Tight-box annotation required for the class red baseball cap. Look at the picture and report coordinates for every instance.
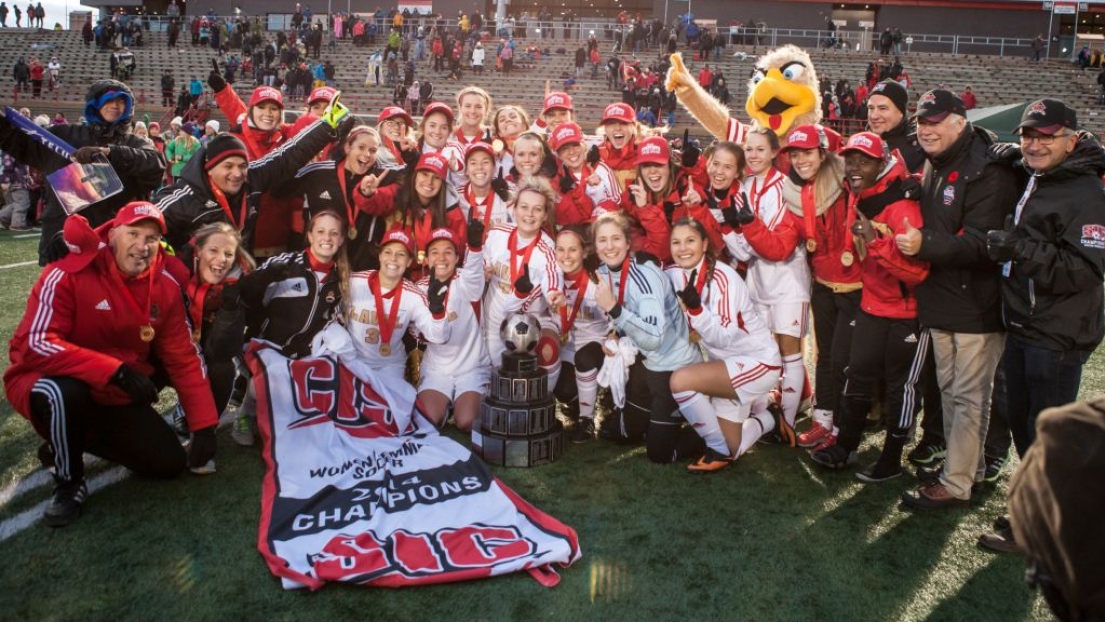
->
[421,102,455,125]
[550,122,584,152]
[113,201,167,234]
[464,141,496,163]
[782,124,842,153]
[839,132,886,160]
[601,103,635,124]
[427,227,460,251]
[416,152,448,179]
[56,214,104,273]
[248,86,284,109]
[307,86,338,106]
[636,136,670,165]
[543,92,574,114]
[378,106,413,126]
[380,228,415,255]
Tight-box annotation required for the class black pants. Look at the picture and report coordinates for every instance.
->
[837,312,927,452]
[28,377,186,483]
[609,359,702,463]
[810,283,861,413]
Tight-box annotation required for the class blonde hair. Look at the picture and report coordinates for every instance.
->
[191,221,257,272]
[455,86,493,120]
[812,151,845,207]
[306,210,352,319]
[513,175,558,232]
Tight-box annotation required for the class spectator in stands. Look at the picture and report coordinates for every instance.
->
[188,76,203,108]
[0,150,34,230]
[28,56,43,98]
[12,57,29,92]
[201,120,219,146]
[500,38,514,74]
[12,3,18,27]
[961,85,977,110]
[1032,34,1045,62]
[879,27,892,55]
[161,70,176,108]
[472,41,485,74]
[697,63,712,89]
[0,3,7,28]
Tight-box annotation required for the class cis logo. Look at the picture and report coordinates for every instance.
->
[287,358,398,438]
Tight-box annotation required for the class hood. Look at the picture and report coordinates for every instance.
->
[83,79,135,129]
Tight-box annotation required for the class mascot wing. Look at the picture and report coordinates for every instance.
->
[665,52,745,143]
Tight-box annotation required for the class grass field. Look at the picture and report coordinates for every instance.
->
[0,227,1097,622]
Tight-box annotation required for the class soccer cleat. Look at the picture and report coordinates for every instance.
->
[906,440,946,465]
[231,414,255,447]
[42,479,88,528]
[687,448,734,473]
[797,421,831,448]
[768,402,796,447]
[571,418,595,444]
[809,445,858,470]
[983,455,1006,483]
[856,461,904,483]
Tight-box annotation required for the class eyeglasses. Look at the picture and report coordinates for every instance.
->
[1019,131,1071,145]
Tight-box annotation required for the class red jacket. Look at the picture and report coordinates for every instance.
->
[5,248,219,432]
[789,177,863,290]
[849,158,929,319]
[359,184,468,281]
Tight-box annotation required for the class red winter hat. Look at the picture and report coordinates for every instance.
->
[378,105,413,126]
[601,102,635,124]
[636,136,670,165]
[464,141,496,163]
[839,132,887,160]
[782,124,842,153]
[56,214,104,273]
[415,152,448,179]
[307,86,338,106]
[550,122,584,152]
[113,201,167,234]
[380,228,415,255]
[421,101,456,125]
[543,92,574,114]
[248,86,284,109]
[427,227,460,251]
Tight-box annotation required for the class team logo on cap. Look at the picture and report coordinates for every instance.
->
[258,87,280,101]
[425,155,444,169]
[547,95,565,107]
[919,92,936,106]
[872,83,887,93]
[850,135,874,149]
[554,126,576,142]
[1026,101,1048,117]
[431,229,455,242]
[132,204,158,217]
[641,142,663,156]
[790,130,808,143]
[386,230,412,245]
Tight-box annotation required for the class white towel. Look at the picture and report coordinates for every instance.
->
[596,336,638,409]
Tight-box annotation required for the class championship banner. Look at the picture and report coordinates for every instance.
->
[247,343,581,590]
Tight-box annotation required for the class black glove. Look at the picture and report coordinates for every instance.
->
[583,253,602,276]
[676,269,701,310]
[111,364,160,404]
[899,175,923,201]
[988,142,1021,164]
[733,203,756,227]
[466,217,486,248]
[720,206,742,230]
[559,167,577,194]
[635,250,661,267]
[490,166,510,201]
[586,144,601,166]
[681,129,701,168]
[662,200,677,222]
[43,233,69,264]
[427,275,448,315]
[986,215,1020,263]
[219,282,241,311]
[72,146,108,164]
[514,266,534,294]
[187,426,217,473]
[207,67,227,92]
[400,146,420,167]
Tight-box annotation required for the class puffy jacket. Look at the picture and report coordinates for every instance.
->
[913,124,1018,333]
[784,168,863,291]
[239,250,343,358]
[1001,132,1105,352]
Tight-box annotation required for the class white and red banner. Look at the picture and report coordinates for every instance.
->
[247,333,580,590]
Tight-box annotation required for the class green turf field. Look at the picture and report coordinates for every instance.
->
[0,228,1095,622]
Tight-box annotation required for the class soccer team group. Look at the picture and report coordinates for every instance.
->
[1,45,1102,544]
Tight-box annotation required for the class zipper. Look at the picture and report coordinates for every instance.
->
[1028,278,1036,314]
[286,266,323,348]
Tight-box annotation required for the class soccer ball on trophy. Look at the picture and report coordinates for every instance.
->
[501,312,540,354]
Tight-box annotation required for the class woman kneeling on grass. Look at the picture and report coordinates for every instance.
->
[666,219,784,473]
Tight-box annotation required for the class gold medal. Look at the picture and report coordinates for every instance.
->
[841,251,855,267]
[560,333,569,345]
[492,139,505,154]
[689,329,701,344]
[417,250,426,264]
[806,239,817,253]
[191,328,202,343]
[139,325,156,342]
[379,343,392,356]
[347,226,358,240]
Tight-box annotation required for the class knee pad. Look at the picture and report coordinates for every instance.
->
[536,335,560,368]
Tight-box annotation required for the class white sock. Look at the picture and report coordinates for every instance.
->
[780,354,805,427]
[672,390,729,455]
[576,367,599,420]
[738,412,775,457]
[812,408,834,430]
[750,394,770,418]
[543,362,560,394]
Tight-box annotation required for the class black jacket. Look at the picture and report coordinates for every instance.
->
[1001,133,1105,352]
[881,117,926,174]
[914,124,1018,333]
[239,250,342,359]
[156,119,335,256]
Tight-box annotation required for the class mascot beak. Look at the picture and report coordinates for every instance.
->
[745,67,818,135]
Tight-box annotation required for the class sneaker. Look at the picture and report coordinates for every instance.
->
[42,479,88,528]
[767,402,796,447]
[571,418,595,444]
[907,440,947,465]
[810,429,838,453]
[915,464,942,485]
[231,414,255,447]
[167,403,188,439]
[856,461,904,483]
[977,525,1022,554]
[900,482,969,510]
[687,447,734,473]
[983,455,1005,483]
[809,445,858,470]
[797,421,831,448]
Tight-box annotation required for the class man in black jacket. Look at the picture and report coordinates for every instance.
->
[0,79,166,265]
[866,80,925,174]
[894,89,1018,510]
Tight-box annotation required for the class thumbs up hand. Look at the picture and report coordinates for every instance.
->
[895,216,923,256]
[987,214,1020,263]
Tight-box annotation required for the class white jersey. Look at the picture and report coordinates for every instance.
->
[726,168,811,305]
[346,271,450,373]
[557,273,613,355]
[665,259,781,365]
[576,161,623,217]
[456,183,513,228]
[417,249,490,374]
[482,224,562,365]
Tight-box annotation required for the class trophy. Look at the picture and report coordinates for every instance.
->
[471,312,564,467]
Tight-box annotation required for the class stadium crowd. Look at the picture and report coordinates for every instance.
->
[1,12,1103,618]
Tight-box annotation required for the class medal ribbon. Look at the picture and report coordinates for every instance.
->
[465,183,494,237]
[108,252,159,337]
[369,271,403,351]
[559,271,589,335]
[208,179,248,230]
[507,228,541,292]
[605,256,631,307]
[801,183,819,249]
[335,164,358,227]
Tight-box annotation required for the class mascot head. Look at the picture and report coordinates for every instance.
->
[745,44,821,136]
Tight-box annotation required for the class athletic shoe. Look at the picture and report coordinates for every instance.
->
[768,402,796,447]
[915,464,942,485]
[809,430,838,453]
[977,525,1022,554]
[983,455,1006,483]
[231,414,255,447]
[797,421,831,448]
[571,418,595,444]
[809,445,858,470]
[907,440,947,465]
[42,479,88,528]
[167,403,188,439]
[687,447,734,473]
[856,461,903,483]
[900,482,969,510]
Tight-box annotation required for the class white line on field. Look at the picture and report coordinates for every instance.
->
[0,455,104,511]
[0,260,37,270]
[13,233,38,239]
[0,467,129,542]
